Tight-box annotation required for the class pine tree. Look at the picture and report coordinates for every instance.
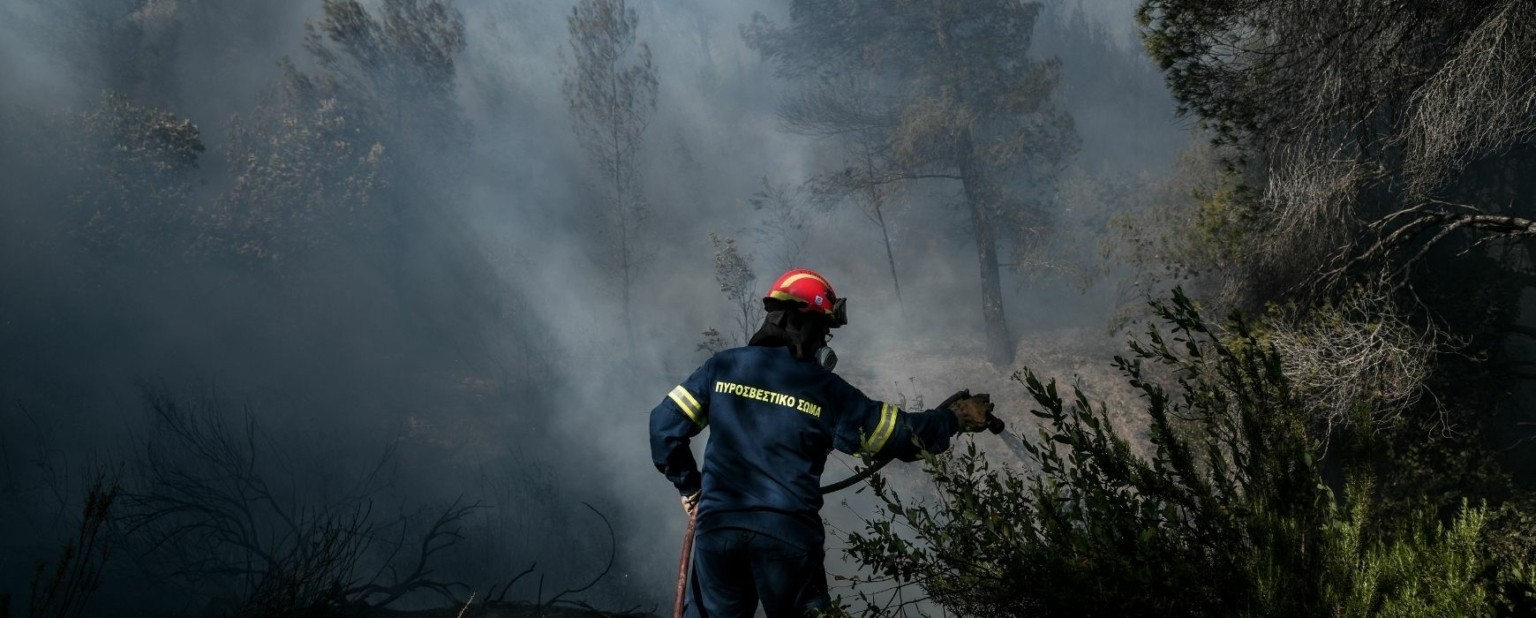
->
[560,0,658,352]
[746,0,1078,365]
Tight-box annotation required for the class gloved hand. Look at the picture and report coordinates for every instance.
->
[948,392,994,433]
[681,490,700,518]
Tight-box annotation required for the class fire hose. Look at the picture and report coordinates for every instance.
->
[672,390,1028,617]
[817,389,980,494]
[673,508,698,618]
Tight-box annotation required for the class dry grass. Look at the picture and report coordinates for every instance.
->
[851,326,1149,461]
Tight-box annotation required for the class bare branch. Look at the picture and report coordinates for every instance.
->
[545,502,617,606]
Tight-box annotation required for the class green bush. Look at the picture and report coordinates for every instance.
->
[844,291,1534,616]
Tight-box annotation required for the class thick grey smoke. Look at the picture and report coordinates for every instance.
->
[0,0,1183,613]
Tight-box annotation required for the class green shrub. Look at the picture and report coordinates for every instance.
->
[844,290,1534,616]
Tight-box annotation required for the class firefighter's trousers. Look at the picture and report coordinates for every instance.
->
[685,526,830,618]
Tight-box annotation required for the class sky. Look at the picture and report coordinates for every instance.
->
[0,0,1186,613]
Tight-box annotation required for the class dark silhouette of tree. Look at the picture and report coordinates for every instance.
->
[25,474,120,618]
[708,233,760,346]
[743,176,814,273]
[208,62,388,265]
[206,0,471,267]
[784,75,909,312]
[120,386,479,614]
[560,0,658,352]
[1137,0,1536,533]
[303,0,468,156]
[1138,0,1536,302]
[746,0,1078,365]
[68,91,205,259]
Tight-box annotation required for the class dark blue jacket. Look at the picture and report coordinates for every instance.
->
[649,345,960,543]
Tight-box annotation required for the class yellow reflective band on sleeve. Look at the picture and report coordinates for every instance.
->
[675,385,701,413]
[668,385,706,427]
[856,402,900,457]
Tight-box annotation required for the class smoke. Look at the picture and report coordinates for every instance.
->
[0,0,1183,613]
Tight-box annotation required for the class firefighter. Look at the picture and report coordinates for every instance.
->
[650,268,995,617]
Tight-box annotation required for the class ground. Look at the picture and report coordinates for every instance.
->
[334,601,655,617]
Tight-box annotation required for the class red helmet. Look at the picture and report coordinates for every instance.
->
[765,269,848,327]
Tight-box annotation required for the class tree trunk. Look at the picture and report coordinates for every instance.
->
[864,149,905,321]
[611,67,635,354]
[958,129,1013,366]
[874,204,905,318]
[618,196,635,353]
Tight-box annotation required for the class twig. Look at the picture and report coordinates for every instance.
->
[489,562,537,603]
[546,502,617,606]
[454,591,476,618]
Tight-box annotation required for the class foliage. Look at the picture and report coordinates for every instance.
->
[303,0,468,156]
[67,91,205,258]
[786,73,909,307]
[745,0,1079,365]
[844,291,1536,616]
[1039,164,1155,291]
[208,62,388,265]
[1136,0,1536,300]
[560,0,658,350]
[1105,138,1267,314]
[559,0,656,181]
[707,233,761,347]
[25,474,120,618]
[1263,285,1449,439]
[1131,2,1536,556]
[183,0,472,268]
[696,327,730,356]
[745,177,812,273]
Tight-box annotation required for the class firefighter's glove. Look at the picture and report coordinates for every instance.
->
[949,393,994,433]
[681,490,701,518]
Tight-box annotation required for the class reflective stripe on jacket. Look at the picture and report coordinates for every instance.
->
[649,345,959,540]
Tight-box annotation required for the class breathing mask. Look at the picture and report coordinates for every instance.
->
[815,346,838,371]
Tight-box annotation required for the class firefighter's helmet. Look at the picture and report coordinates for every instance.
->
[765,269,848,327]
